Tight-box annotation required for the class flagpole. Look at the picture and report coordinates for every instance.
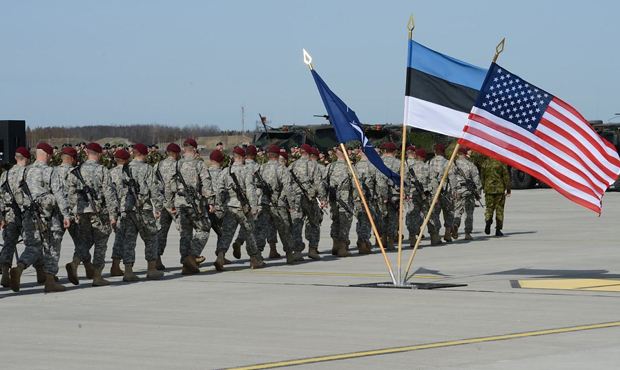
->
[395,15,416,284]
[402,37,506,284]
[303,49,397,285]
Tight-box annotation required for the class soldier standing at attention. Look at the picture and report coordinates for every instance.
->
[428,143,455,243]
[215,146,265,270]
[0,147,30,288]
[452,147,482,241]
[481,157,511,237]
[377,142,400,250]
[67,142,119,286]
[10,143,72,293]
[154,143,181,270]
[323,146,354,257]
[353,147,375,254]
[109,149,130,277]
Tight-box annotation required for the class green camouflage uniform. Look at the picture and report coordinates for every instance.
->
[481,157,510,230]
[452,156,482,235]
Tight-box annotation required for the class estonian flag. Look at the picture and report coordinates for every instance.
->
[310,69,401,184]
[404,40,487,138]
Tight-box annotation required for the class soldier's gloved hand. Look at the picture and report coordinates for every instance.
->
[63,218,71,229]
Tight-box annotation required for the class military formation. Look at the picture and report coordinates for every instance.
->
[0,138,511,294]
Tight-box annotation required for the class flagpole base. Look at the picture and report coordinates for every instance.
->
[349,282,468,290]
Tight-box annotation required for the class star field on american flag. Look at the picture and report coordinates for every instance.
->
[476,64,553,133]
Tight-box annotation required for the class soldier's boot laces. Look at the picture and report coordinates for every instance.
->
[232,241,242,260]
[213,252,225,272]
[337,240,350,258]
[92,267,110,287]
[195,256,206,265]
[430,233,443,246]
[464,233,474,241]
[44,273,66,293]
[9,263,25,292]
[1,264,11,288]
[250,256,266,269]
[123,264,140,282]
[268,243,282,259]
[65,256,81,285]
[308,246,321,260]
[156,256,166,271]
[484,220,492,235]
[84,261,96,279]
[443,228,453,243]
[146,261,164,280]
[110,258,124,277]
[34,264,46,284]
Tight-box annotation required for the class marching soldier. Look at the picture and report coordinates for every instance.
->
[353,148,375,254]
[377,142,400,250]
[67,142,119,286]
[171,138,212,275]
[109,149,130,277]
[323,146,354,257]
[154,143,181,270]
[231,145,258,259]
[481,156,511,237]
[215,146,265,270]
[452,147,482,241]
[408,148,443,246]
[428,143,455,243]
[304,146,325,260]
[255,145,299,263]
[0,147,30,288]
[10,143,71,293]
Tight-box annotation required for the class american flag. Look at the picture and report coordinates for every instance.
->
[459,63,620,214]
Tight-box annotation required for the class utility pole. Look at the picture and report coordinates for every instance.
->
[241,105,245,133]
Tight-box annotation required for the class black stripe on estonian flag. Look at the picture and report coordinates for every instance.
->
[405,67,479,113]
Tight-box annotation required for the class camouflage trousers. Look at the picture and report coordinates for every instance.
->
[432,190,454,231]
[406,197,440,238]
[255,205,297,253]
[65,222,83,261]
[216,207,259,257]
[0,213,22,266]
[291,196,321,249]
[118,210,159,264]
[76,213,112,269]
[453,192,476,234]
[355,202,379,243]
[329,201,353,241]
[18,209,64,275]
[177,207,210,262]
[156,208,175,256]
[484,193,506,229]
[381,202,400,241]
[234,216,277,246]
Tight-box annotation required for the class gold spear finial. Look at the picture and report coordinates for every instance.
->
[407,14,415,40]
[493,37,506,63]
[302,48,313,70]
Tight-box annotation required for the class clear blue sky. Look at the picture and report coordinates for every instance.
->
[1,0,618,129]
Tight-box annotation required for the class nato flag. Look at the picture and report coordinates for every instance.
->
[311,69,401,184]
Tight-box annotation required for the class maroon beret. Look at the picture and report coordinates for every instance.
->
[246,145,257,156]
[183,138,198,148]
[279,149,288,160]
[232,146,245,157]
[209,150,224,163]
[114,149,130,160]
[61,147,78,158]
[267,144,280,154]
[415,148,427,158]
[380,142,397,151]
[458,146,469,154]
[166,143,181,153]
[406,145,416,152]
[86,142,102,153]
[15,146,31,159]
[300,144,312,153]
[133,143,148,155]
[36,142,54,155]
[310,147,320,156]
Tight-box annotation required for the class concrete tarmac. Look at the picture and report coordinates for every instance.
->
[1,189,619,369]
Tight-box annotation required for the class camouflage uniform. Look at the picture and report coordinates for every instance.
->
[0,165,26,268]
[110,164,127,261]
[406,158,440,240]
[233,158,260,248]
[215,162,260,258]
[376,155,400,247]
[154,156,178,257]
[147,151,165,166]
[171,157,212,262]
[289,156,323,250]
[354,158,377,246]
[481,157,510,231]
[18,161,71,275]
[68,160,119,269]
[452,156,482,235]
[254,160,296,253]
[55,162,83,261]
[324,159,354,245]
[428,155,455,236]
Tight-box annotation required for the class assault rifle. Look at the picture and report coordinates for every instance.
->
[405,160,429,202]
[228,166,252,217]
[19,177,52,252]
[454,163,484,207]
[255,168,293,226]
[289,169,325,214]
[71,165,109,225]
[173,163,212,232]
[122,165,145,226]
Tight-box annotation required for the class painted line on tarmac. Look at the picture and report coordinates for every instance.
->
[514,279,620,292]
[245,270,439,279]
[224,320,620,370]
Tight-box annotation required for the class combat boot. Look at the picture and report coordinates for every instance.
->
[65,256,81,285]
[123,264,140,282]
[34,264,46,284]
[357,240,372,255]
[195,256,206,265]
[337,240,350,257]
[331,239,339,256]
[385,237,395,251]
[308,246,321,260]
[464,233,473,240]
[182,255,200,275]
[451,225,459,240]
[92,267,110,287]
[213,252,225,272]
[83,261,96,279]
[1,264,11,288]
[430,233,443,246]
[44,273,66,293]
[250,256,266,269]
[232,241,242,259]
[484,220,492,235]
[443,229,453,243]
[146,261,164,280]
[156,256,166,271]
[110,258,124,277]
[9,263,25,292]
[268,243,281,259]
[285,251,298,265]
[495,228,504,237]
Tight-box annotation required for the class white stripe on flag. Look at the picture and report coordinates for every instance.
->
[403,96,469,138]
